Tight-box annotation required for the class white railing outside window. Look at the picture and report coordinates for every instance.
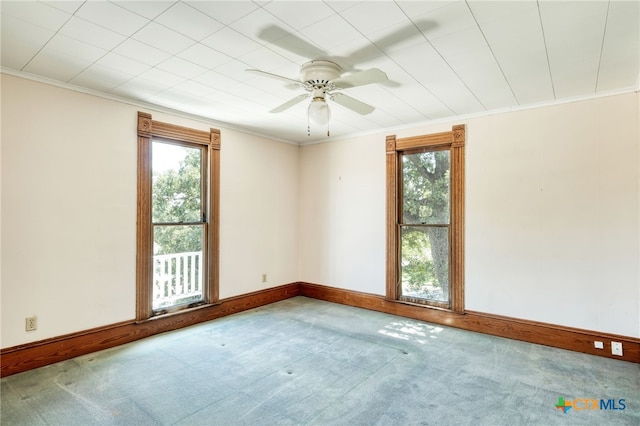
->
[153,251,203,309]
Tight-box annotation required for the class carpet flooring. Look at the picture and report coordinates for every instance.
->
[2,296,638,425]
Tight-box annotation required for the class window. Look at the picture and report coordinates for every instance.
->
[386,125,465,312]
[137,112,220,320]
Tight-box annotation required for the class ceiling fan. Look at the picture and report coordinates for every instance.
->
[247,60,388,136]
[247,22,433,136]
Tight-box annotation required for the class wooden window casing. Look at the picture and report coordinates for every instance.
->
[136,112,220,321]
[386,125,465,313]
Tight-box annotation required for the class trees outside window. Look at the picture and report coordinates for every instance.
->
[386,125,465,312]
[152,142,205,311]
[137,112,220,320]
[401,150,450,302]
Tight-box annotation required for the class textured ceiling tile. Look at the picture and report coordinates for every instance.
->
[155,2,224,41]
[0,1,70,31]
[192,70,242,91]
[185,1,260,25]
[508,68,555,105]
[156,56,208,79]
[110,76,168,100]
[597,0,640,91]
[59,17,126,50]
[238,48,296,73]
[113,38,172,66]
[112,1,175,20]
[396,1,457,19]
[24,48,96,82]
[340,1,410,35]
[171,79,219,97]
[1,0,637,143]
[75,1,149,36]
[96,52,151,76]
[420,1,477,41]
[201,27,262,58]
[298,14,364,57]
[45,1,84,15]
[46,33,108,62]
[131,22,195,55]
[70,63,134,92]
[138,67,186,87]
[263,1,335,30]
[0,14,55,70]
[176,43,233,70]
[541,2,608,99]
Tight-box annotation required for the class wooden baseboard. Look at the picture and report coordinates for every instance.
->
[0,283,300,377]
[3,281,637,377]
[299,282,640,364]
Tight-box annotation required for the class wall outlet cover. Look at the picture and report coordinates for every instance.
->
[611,341,623,356]
[25,316,37,332]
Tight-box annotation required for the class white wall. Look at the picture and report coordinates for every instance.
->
[465,95,639,337]
[2,73,638,349]
[298,136,386,294]
[299,93,640,338]
[1,75,299,348]
[218,128,299,299]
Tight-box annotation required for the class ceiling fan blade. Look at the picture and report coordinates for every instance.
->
[331,93,375,115]
[270,94,309,113]
[258,25,328,60]
[332,68,388,89]
[246,69,303,87]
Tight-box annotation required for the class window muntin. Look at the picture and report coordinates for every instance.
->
[386,125,465,312]
[399,149,451,306]
[137,112,220,320]
[151,141,207,312]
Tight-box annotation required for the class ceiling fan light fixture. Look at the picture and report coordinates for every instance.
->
[248,57,385,137]
[308,97,330,126]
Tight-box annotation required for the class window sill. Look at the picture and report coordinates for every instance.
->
[136,301,222,324]
[389,297,466,315]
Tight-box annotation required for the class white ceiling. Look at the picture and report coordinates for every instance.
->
[1,1,639,144]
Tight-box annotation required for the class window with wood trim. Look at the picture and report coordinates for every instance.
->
[386,125,465,312]
[137,112,220,320]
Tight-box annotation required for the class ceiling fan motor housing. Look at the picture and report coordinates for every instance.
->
[300,60,341,87]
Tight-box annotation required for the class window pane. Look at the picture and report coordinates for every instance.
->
[153,224,204,310]
[400,226,449,302]
[402,151,450,225]
[152,141,202,223]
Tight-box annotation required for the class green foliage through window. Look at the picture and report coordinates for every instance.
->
[400,150,451,302]
[152,142,203,255]
[150,141,206,309]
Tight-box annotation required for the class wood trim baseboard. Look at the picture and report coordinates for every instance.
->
[0,283,300,377]
[3,281,637,377]
[299,282,640,364]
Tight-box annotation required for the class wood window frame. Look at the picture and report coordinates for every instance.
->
[386,124,465,313]
[136,112,220,321]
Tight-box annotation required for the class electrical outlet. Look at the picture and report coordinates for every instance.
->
[594,341,604,349]
[611,342,623,356]
[25,316,37,332]
[262,273,267,283]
